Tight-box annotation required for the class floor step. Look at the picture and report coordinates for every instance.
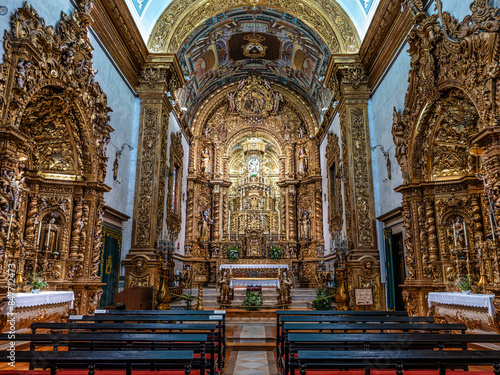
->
[226,342,275,351]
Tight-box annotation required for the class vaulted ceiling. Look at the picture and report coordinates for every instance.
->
[125,0,378,45]
[122,0,372,130]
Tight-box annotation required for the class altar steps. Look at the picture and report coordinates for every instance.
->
[171,287,326,311]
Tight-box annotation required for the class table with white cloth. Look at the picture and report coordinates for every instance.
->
[428,292,499,334]
[0,291,74,333]
[219,264,289,271]
[229,278,280,289]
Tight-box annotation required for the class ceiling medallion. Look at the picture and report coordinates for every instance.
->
[242,34,268,58]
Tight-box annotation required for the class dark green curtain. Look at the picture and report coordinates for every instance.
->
[384,228,396,311]
[99,225,122,308]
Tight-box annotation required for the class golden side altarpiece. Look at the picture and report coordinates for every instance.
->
[393,0,500,329]
[0,1,111,318]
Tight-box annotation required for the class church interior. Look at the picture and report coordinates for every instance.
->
[2,0,500,374]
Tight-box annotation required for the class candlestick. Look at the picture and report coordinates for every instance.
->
[452,221,457,248]
[6,213,13,242]
[463,219,468,247]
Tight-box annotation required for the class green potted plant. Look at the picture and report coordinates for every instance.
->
[179,292,193,310]
[456,274,471,294]
[226,245,240,261]
[28,271,48,293]
[243,291,263,311]
[269,245,282,260]
[312,288,332,310]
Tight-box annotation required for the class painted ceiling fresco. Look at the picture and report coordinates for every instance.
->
[175,7,334,125]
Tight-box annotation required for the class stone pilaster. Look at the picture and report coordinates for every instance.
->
[124,55,184,289]
[330,57,384,310]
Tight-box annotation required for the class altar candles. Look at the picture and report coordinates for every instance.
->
[37,220,42,247]
[490,210,496,241]
[46,222,52,248]
[463,219,468,247]
[6,213,13,242]
[452,222,457,248]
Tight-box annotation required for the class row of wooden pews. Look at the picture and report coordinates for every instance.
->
[0,309,226,375]
[276,310,500,375]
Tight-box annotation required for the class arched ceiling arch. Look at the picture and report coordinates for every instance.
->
[126,0,377,42]
[147,0,360,54]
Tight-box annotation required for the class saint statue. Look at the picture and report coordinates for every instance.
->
[298,149,308,176]
[277,270,292,308]
[199,208,213,242]
[300,210,311,241]
[200,149,210,174]
[217,270,231,307]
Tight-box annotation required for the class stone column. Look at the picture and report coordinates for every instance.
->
[329,58,384,310]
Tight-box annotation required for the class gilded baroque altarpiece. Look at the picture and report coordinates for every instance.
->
[393,0,500,328]
[0,2,112,318]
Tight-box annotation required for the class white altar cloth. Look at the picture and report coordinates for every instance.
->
[230,278,280,289]
[11,291,75,309]
[220,264,288,270]
[428,292,495,317]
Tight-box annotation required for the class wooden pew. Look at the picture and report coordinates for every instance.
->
[0,350,194,375]
[67,314,225,372]
[275,310,407,358]
[30,323,219,374]
[277,315,434,371]
[297,350,500,375]
[286,333,500,375]
[1,333,210,375]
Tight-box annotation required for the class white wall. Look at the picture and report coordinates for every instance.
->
[163,112,190,258]
[1,1,140,262]
[320,115,347,255]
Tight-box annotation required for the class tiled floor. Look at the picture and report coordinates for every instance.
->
[233,351,272,375]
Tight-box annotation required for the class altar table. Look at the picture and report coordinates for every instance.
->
[220,264,289,270]
[428,292,498,334]
[229,278,280,289]
[0,291,74,333]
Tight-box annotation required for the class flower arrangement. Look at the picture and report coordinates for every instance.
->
[243,291,263,311]
[312,288,332,310]
[226,245,240,261]
[28,271,48,292]
[269,245,282,260]
[455,274,471,293]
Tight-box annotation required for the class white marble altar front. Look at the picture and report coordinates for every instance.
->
[428,292,499,334]
[0,291,74,333]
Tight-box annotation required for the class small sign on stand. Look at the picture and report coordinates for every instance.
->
[354,287,374,310]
